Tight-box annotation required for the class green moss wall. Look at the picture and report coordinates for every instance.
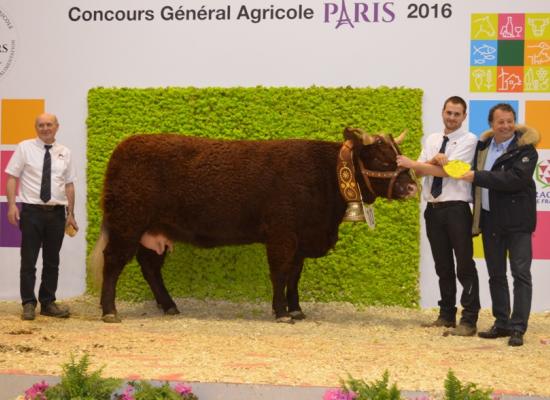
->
[87,86,423,307]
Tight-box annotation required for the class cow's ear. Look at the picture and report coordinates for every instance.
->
[343,127,374,147]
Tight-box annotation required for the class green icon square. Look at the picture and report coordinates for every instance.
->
[470,67,497,92]
[498,40,525,66]
[525,14,550,40]
[524,67,550,92]
[471,14,498,40]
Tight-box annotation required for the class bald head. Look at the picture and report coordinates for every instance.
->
[35,113,59,144]
[36,113,58,126]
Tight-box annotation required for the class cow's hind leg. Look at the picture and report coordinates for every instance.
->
[101,238,136,323]
[136,244,179,315]
[266,231,298,324]
[287,256,306,320]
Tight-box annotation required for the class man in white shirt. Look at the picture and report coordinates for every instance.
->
[5,113,78,320]
[397,96,480,336]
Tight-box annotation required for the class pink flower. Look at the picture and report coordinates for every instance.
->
[118,386,135,400]
[323,388,357,400]
[174,383,193,395]
[24,380,49,400]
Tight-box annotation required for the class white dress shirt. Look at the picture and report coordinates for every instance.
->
[5,138,76,205]
[418,128,477,203]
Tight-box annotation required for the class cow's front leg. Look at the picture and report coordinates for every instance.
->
[286,256,306,320]
[101,239,136,323]
[266,231,297,324]
[136,244,179,315]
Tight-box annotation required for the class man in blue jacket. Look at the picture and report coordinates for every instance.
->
[458,103,539,346]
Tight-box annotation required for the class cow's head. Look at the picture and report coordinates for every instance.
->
[343,127,418,204]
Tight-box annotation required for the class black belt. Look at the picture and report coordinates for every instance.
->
[426,201,468,209]
[23,203,65,211]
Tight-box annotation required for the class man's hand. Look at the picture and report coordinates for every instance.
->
[429,153,449,166]
[396,155,416,169]
[7,204,19,226]
[457,171,475,182]
[66,213,79,232]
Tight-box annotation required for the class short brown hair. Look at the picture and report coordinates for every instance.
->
[443,96,467,114]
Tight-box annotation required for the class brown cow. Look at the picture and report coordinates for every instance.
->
[90,128,417,323]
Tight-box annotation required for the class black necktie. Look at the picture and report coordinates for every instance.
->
[430,136,449,198]
[40,144,52,203]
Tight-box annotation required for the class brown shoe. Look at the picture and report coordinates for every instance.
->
[40,302,70,318]
[21,303,36,321]
[421,317,456,328]
[449,323,477,337]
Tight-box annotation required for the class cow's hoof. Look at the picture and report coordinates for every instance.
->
[276,316,295,324]
[164,306,180,315]
[289,310,306,320]
[102,313,121,323]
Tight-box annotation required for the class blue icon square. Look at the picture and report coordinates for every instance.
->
[471,40,498,66]
[469,100,519,136]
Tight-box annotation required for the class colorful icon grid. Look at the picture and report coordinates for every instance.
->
[470,13,550,93]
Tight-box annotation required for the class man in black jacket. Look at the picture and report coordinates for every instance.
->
[458,103,540,346]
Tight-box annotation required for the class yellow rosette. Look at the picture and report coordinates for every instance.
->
[443,160,471,178]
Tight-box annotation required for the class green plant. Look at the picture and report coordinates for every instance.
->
[443,370,493,400]
[42,353,121,400]
[87,86,423,306]
[120,381,198,400]
[341,370,402,400]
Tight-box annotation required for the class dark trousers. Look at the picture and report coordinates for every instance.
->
[481,210,532,333]
[19,204,66,307]
[425,201,480,326]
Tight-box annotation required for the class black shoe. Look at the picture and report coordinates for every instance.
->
[478,325,512,339]
[508,331,524,347]
[40,302,70,318]
[421,317,456,328]
[21,303,36,321]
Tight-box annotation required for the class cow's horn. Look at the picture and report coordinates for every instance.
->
[395,129,408,145]
[362,133,374,145]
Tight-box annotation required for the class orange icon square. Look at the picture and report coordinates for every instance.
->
[526,101,550,149]
[1,99,45,145]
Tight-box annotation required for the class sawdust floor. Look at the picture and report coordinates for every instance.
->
[0,296,549,397]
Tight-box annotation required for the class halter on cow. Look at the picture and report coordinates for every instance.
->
[337,128,416,221]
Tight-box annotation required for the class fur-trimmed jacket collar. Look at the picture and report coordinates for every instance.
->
[479,124,540,147]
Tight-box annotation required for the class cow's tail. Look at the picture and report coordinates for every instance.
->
[88,225,108,292]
